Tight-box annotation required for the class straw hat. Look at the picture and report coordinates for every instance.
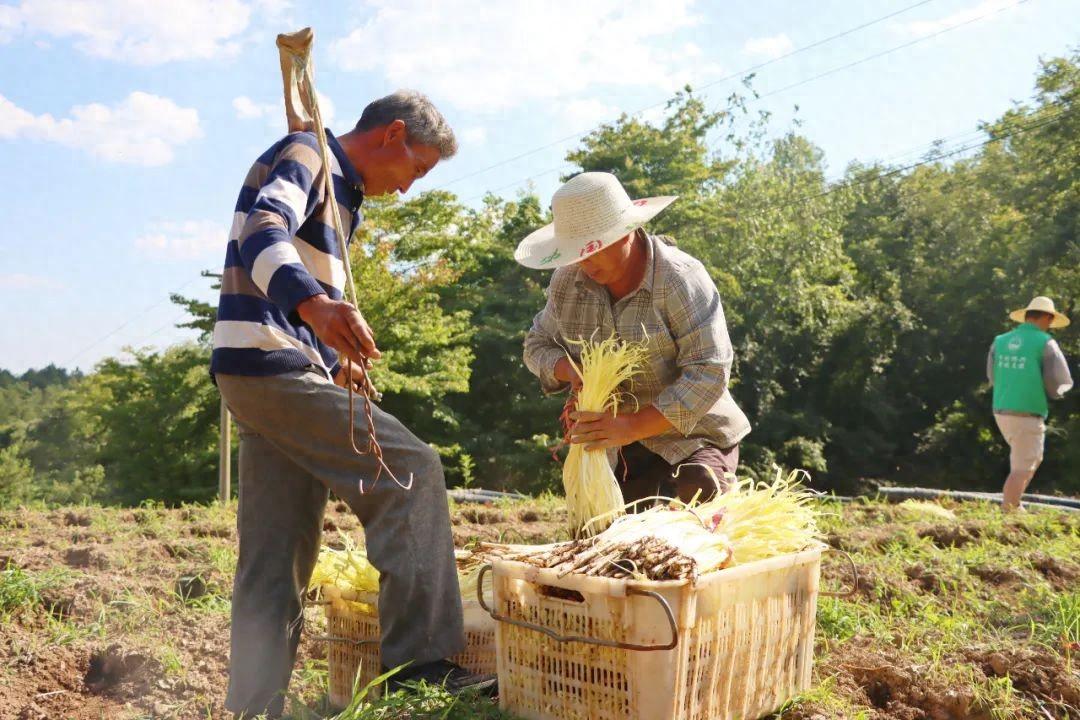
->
[1009,296,1070,328]
[514,172,677,269]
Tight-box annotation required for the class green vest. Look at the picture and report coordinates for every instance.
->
[992,322,1051,417]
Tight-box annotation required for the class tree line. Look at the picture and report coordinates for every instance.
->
[1,54,1076,506]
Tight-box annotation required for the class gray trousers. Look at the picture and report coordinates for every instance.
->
[216,369,465,718]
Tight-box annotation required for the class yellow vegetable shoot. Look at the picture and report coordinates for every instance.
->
[562,334,648,537]
[309,536,380,613]
[686,466,821,565]
[520,466,821,582]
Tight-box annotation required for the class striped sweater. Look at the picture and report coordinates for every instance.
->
[210,130,364,378]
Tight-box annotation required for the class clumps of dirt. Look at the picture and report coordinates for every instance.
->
[826,525,898,553]
[163,541,202,560]
[131,508,166,525]
[1031,553,1079,591]
[63,511,92,527]
[0,510,28,529]
[457,507,506,525]
[817,640,993,720]
[174,574,209,602]
[916,521,981,549]
[969,563,1025,587]
[821,556,882,601]
[62,546,109,569]
[322,513,357,534]
[519,509,540,522]
[84,644,154,697]
[967,647,1080,715]
[188,524,232,539]
[0,627,117,720]
[905,562,947,594]
[39,590,76,620]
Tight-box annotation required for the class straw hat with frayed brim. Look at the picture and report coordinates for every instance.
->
[515,172,677,270]
[1009,296,1070,329]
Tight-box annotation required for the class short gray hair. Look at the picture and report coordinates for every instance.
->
[356,90,457,159]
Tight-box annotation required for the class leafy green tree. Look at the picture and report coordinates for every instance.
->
[0,444,32,505]
[349,193,478,483]
[70,344,220,504]
[442,194,566,492]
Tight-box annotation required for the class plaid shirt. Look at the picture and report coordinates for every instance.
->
[524,233,751,464]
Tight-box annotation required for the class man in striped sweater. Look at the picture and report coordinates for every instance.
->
[211,91,493,718]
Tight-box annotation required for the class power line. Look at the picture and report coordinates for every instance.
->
[124,312,195,351]
[704,0,1029,151]
[430,0,942,192]
[62,275,208,368]
[869,87,1078,167]
[462,0,1023,204]
[728,103,1076,219]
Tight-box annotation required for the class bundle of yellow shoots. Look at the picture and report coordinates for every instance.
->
[562,334,648,537]
[517,467,820,582]
[309,536,381,612]
[687,467,821,565]
[310,537,519,608]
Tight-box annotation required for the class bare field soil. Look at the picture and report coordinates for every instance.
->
[1,496,1077,719]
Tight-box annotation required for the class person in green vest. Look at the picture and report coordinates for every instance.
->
[987,296,1073,512]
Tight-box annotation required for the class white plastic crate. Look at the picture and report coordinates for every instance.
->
[322,592,495,709]
[480,544,830,720]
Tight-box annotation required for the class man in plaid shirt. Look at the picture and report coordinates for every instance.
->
[519,172,751,504]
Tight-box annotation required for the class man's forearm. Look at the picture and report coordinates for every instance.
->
[625,405,676,442]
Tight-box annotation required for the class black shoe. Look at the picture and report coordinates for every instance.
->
[383,659,497,697]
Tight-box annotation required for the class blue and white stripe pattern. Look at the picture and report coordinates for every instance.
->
[211,130,364,378]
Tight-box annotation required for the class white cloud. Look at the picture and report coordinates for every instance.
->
[0,273,60,290]
[459,126,487,144]
[0,91,201,166]
[233,95,276,120]
[893,0,1015,36]
[558,99,620,130]
[135,221,226,261]
[3,0,250,64]
[251,0,292,25]
[0,95,36,138]
[743,33,794,60]
[0,5,22,43]
[331,0,703,112]
[233,91,335,128]
[317,92,335,128]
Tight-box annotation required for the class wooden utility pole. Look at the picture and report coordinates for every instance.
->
[219,398,231,503]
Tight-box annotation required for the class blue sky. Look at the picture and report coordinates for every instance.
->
[0,0,1076,374]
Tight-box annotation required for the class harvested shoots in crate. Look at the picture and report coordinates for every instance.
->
[514,467,820,582]
[688,467,821,565]
[309,536,380,610]
[563,334,648,537]
[310,537,516,605]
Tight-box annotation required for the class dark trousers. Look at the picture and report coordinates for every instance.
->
[616,442,739,507]
[217,370,465,718]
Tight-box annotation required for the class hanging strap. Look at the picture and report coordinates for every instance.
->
[275,28,411,493]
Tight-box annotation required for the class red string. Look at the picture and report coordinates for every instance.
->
[550,390,629,483]
[345,358,412,493]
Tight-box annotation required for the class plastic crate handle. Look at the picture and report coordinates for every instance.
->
[818,550,859,599]
[312,635,380,647]
[476,564,679,652]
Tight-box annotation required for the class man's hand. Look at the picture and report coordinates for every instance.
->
[333,364,367,393]
[297,294,381,368]
[570,406,676,451]
[569,411,639,451]
[553,356,583,393]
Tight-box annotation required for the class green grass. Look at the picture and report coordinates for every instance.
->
[0,563,45,614]
[287,667,516,720]
[2,494,1079,719]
